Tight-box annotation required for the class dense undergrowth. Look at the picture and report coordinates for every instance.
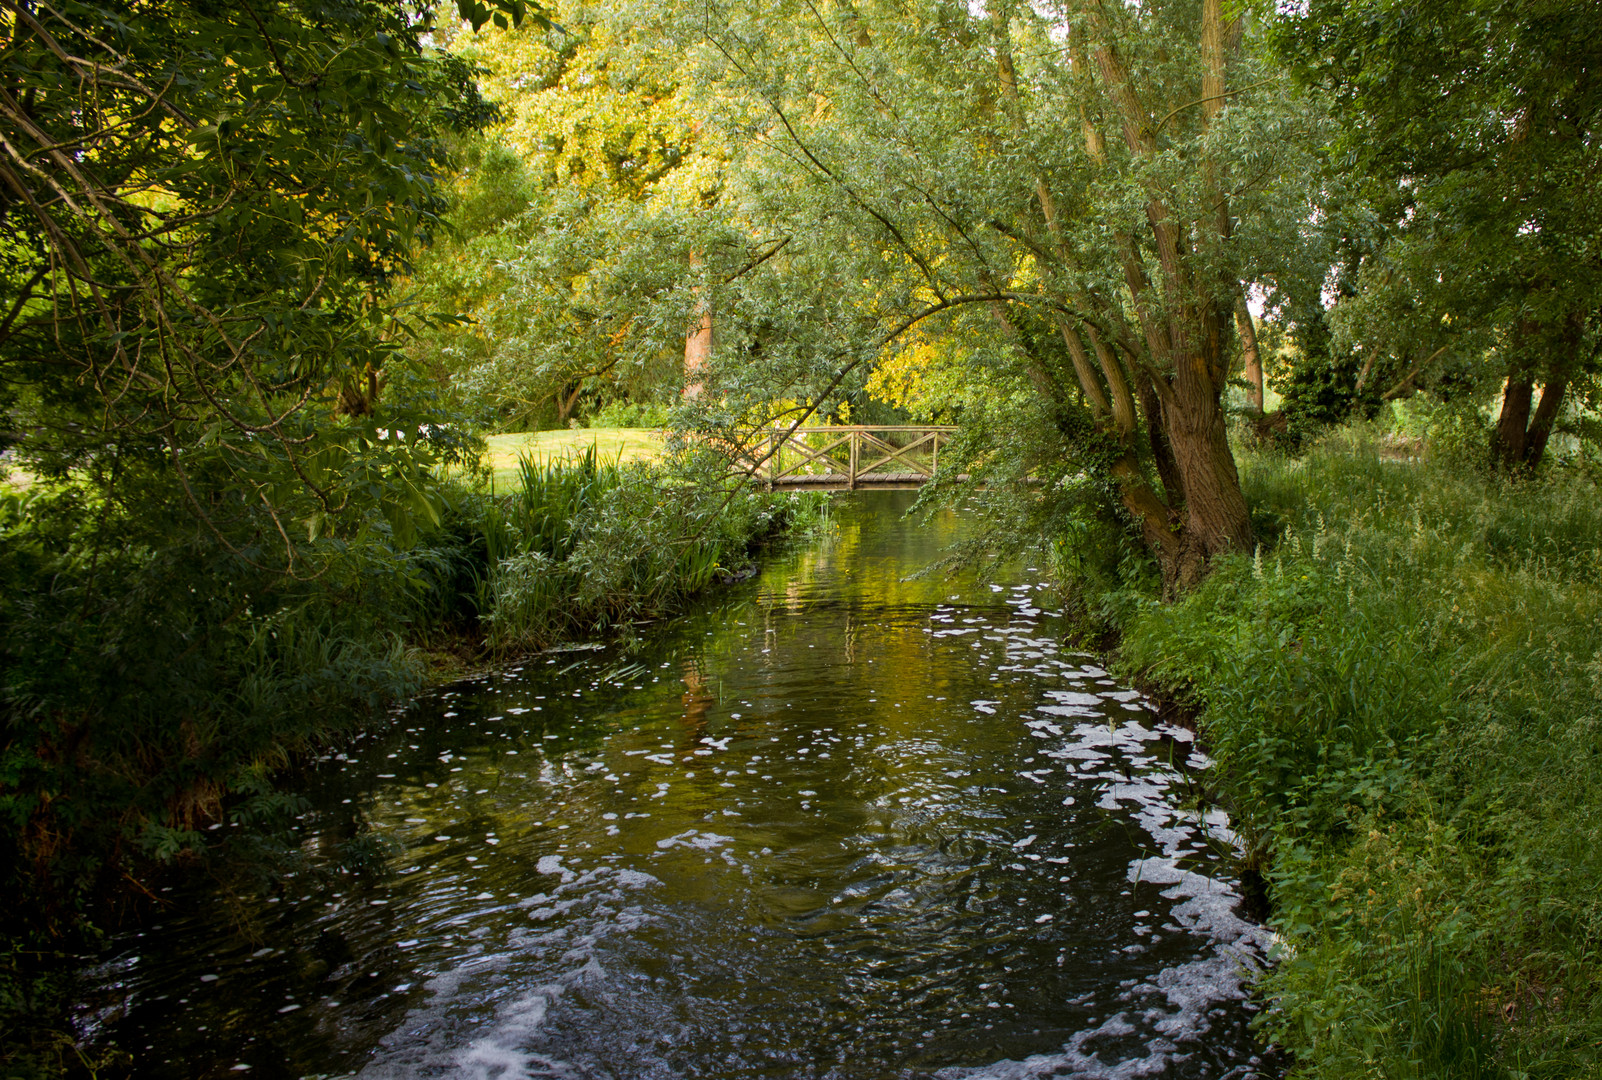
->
[1111,429,1602,1078]
[0,447,817,1076]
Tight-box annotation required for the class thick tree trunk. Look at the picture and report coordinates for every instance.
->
[1075,0,1254,592]
[1524,378,1567,467]
[1492,370,1572,471]
[1168,404,1251,549]
[1168,312,1253,566]
[1493,375,1534,469]
[555,383,583,424]
[1135,367,1183,503]
[1491,316,1577,471]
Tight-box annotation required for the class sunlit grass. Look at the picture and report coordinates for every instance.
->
[483,429,663,490]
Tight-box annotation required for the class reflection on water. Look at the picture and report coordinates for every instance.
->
[75,492,1280,1079]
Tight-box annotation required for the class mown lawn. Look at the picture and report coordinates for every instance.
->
[482,429,664,490]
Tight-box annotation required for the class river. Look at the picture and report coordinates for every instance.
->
[75,491,1280,1079]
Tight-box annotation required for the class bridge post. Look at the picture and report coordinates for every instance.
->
[767,429,776,490]
[848,428,859,489]
[932,431,940,475]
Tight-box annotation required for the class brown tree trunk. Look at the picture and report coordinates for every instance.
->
[991,6,1185,570]
[1493,307,1582,467]
[1492,371,1537,469]
[555,383,583,425]
[683,251,712,400]
[968,0,1254,593]
[1235,296,1263,414]
[1082,6,1254,588]
[1524,313,1582,468]
[1168,306,1253,563]
[1491,315,1580,471]
[1491,374,1533,471]
[1134,366,1182,504]
[1493,368,1575,471]
[1524,377,1568,468]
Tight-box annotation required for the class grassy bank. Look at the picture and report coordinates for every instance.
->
[1112,430,1602,1078]
[0,447,818,1077]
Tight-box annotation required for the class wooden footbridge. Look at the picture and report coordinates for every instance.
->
[732,425,957,489]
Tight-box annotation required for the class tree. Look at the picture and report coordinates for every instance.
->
[654,0,1321,590]
[1276,0,1602,470]
[407,3,721,427]
[0,0,529,921]
[0,0,545,554]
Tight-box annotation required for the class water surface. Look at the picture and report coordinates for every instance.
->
[77,492,1278,1078]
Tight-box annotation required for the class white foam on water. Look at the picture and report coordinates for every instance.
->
[534,855,572,882]
[936,658,1272,1080]
[1044,691,1103,707]
[356,865,659,1079]
[654,829,736,852]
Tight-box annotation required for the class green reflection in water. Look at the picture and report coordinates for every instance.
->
[76,492,1278,1080]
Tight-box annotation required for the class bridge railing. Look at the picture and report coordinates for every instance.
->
[730,425,958,488]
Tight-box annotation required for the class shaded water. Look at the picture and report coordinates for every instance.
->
[77,492,1279,1079]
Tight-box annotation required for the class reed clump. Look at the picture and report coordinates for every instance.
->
[1117,428,1602,1078]
[472,447,818,649]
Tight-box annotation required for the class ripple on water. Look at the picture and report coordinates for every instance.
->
[73,492,1279,1080]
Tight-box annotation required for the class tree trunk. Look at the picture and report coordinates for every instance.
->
[555,383,583,425]
[1486,371,1525,467]
[683,251,713,400]
[1523,378,1567,468]
[1168,306,1254,561]
[1081,1,1255,591]
[1525,313,1582,468]
[1491,316,1577,471]
[1235,296,1263,413]
[1133,366,1182,504]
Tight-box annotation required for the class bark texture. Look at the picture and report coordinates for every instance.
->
[683,251,713,400]
[1491,316,1579,472]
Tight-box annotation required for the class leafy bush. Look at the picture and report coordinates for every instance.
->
[586,400,672,429]
[480,448,821,648]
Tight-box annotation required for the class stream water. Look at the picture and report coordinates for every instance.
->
[76,492,1280,1079]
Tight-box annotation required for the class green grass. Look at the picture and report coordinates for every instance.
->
[1111,428,1602,1079]
[483,429,663,490]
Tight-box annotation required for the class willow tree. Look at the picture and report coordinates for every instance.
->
[666,0,1316,589]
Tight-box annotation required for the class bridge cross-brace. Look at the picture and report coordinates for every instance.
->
[773,429,854,483]
[733,425,955,488]
[855,429,943,482]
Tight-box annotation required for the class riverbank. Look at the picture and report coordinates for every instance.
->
[0,450,821,1078]
[61,489,1280,1078]
[1110,430,1602,1077]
